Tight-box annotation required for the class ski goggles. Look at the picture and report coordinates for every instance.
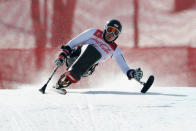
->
[106,26,121,37]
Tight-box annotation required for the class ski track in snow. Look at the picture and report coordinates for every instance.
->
[0,81,196,131]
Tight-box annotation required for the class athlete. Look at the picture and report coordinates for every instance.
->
[54,19,143,92]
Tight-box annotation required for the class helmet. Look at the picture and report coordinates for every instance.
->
[103,19,122,43]
[105,19,122,34]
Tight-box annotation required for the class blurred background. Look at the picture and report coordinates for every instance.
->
[0,0,196,89]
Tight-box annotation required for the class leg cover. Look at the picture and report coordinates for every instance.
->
[65,72,78,83]
[68,45,102,81]
[56,73,71,89]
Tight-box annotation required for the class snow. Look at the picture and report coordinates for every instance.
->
[0,79,196,131]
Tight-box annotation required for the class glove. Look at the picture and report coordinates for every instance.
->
[60,45,72,56]
[55,45,72,66]
[127,68,143,81]
[55,52,66,66]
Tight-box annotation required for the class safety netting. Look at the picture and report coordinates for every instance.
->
[0,0,196,88]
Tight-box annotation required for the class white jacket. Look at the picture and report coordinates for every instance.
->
[66,28,131,75]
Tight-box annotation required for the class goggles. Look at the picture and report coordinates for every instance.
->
[106,26,121,37]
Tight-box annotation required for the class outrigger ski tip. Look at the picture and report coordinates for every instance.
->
[39,84,47,94]
[141,75,155,93]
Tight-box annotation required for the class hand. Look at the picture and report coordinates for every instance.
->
[127,68,143,81]
[55,52,66,66]
[55,58,64,66]
[60,45,72,56]
[55,45,72,66]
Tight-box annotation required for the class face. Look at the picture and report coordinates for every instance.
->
[105,32,116,42]
[104,26,120,42]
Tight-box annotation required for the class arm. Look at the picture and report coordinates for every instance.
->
[66,28,97,48]
[55,28,96,66]
[113,48,143,80]
[113,48,130,75]
[55,28,97,66]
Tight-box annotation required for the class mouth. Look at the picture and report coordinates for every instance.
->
[107,33,115,38]
[107,35,112,38]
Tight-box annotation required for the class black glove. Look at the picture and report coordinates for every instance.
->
[60,45,72,56]
[127,68,143,81]
[55,45,72,66]
[55,52,66,66]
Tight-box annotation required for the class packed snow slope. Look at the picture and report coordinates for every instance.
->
[0,79,196,131]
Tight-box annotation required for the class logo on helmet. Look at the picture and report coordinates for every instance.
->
[114,24,119,28]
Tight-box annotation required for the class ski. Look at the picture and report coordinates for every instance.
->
[141,75,154,93]
[56,88,67,95]
[52,86,67,95]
